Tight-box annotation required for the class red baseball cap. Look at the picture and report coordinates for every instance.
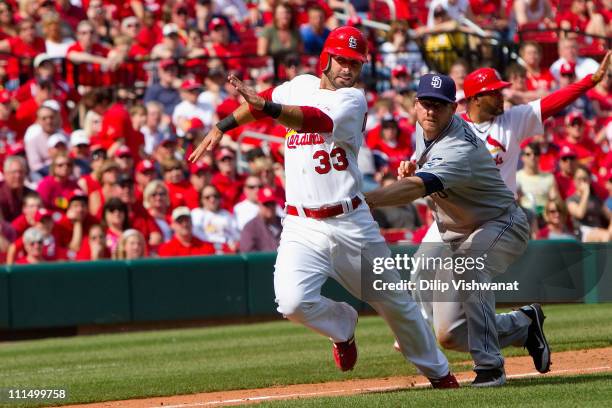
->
[189,160,211,174]
[186,117,205,132]
[114,145,132,158]
[346,16,362,27]
[136,159,155,173]
[560,61,576,76]
[565,111,584,126]
[559,145,577,158]
[208,17,227,31]
[215,147,235,160]
[180,78,203,91]
[391,66,409,78]
[67,189,88,202]
[34,208,54,223]
[257,186,276,204]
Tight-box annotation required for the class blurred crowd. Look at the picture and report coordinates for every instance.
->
[0,0,610,264]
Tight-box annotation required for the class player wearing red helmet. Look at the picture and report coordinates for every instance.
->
[189,26,457,387]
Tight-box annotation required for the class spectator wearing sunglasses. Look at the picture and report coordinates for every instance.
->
[536,198,577,240]
[191,185,239,252]
[517,143,559,217]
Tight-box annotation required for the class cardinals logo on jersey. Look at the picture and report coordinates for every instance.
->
[285,129,325,149]
[486,135,506,166]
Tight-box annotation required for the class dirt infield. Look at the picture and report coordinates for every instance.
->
[59,347,612,408]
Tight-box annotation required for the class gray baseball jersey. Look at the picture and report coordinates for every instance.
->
[414,115,516,242]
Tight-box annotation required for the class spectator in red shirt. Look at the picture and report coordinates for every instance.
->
[66,21,118,91]
[537,198,577,240]
[11,192,42,236]
[205,17,242,71]
[113,145,135,176]
[187,160,212,209]
[114,172,163,251]
[0,18,46,83]
[14,227,46,264]
[557,0,606,38]
[161,158,192,209]
[15,53,73,104]
[211,147,245,211]
[134,159,158,201]
[367,115,412,175]
[54,188,97,256]
[88,160,121,219]
[56,0,87,31]
[78,144,105,194]
[114,228,146,260]
[158,206,216,257]
[101,197,130,256]
[555,145,579,200]
[8,208,63,264]
[75,223,111,260]
[560,111,600,169]
[143,180,173,242]
[37,152,80,212]
[520,42,555,93]
[587,68,612,125]
[0,155,34,222]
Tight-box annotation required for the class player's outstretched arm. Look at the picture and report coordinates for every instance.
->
[364,177,426,209]
[189,74,334,163]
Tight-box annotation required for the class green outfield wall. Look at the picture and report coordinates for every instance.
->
[0,242,609,330]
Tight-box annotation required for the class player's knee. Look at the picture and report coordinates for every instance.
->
[436,328,461,350]
[276,299,310,321]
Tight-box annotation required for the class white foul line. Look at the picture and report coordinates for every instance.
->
[153,366,612,408]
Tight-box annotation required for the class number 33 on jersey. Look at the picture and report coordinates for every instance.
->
[273,75,368,207]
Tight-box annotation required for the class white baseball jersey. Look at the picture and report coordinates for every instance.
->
[460,100,544,194]
[271,74,367,207]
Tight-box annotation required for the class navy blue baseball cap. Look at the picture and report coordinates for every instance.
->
[417,73,456,103]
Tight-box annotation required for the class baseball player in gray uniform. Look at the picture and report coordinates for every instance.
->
[365,74,548,387]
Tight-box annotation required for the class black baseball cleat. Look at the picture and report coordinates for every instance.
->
[471,368,506,387]
[520,303,551,373]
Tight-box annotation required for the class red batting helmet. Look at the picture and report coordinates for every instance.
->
[463,68,511,99]
[320,26,368,71]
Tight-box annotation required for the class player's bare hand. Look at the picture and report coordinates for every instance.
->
[397,160,417,180]
[228,74,265,110]
[188,126,223,162]
[592,50,611,84]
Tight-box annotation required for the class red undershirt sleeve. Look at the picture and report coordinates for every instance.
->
[296,106,334,133]
[540,74,595,120]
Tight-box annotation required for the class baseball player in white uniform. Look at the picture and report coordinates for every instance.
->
[189,26,459,388]
[366,73,545,387]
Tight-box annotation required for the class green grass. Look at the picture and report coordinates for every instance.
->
[0,304,611,407]
[260,373,612,407]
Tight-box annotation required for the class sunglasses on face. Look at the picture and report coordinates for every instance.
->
[204,194,219,200]
[561,156,576,161]
[28,240,44,245]
[246,184,262,189]
[546,208,559,214]
[152,191,167,197]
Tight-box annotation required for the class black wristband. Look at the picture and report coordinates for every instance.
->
[263,100,282,118]
[216,114,239,132]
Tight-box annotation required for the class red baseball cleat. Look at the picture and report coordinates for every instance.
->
[429,372,460,389]
[332,336,357,371]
